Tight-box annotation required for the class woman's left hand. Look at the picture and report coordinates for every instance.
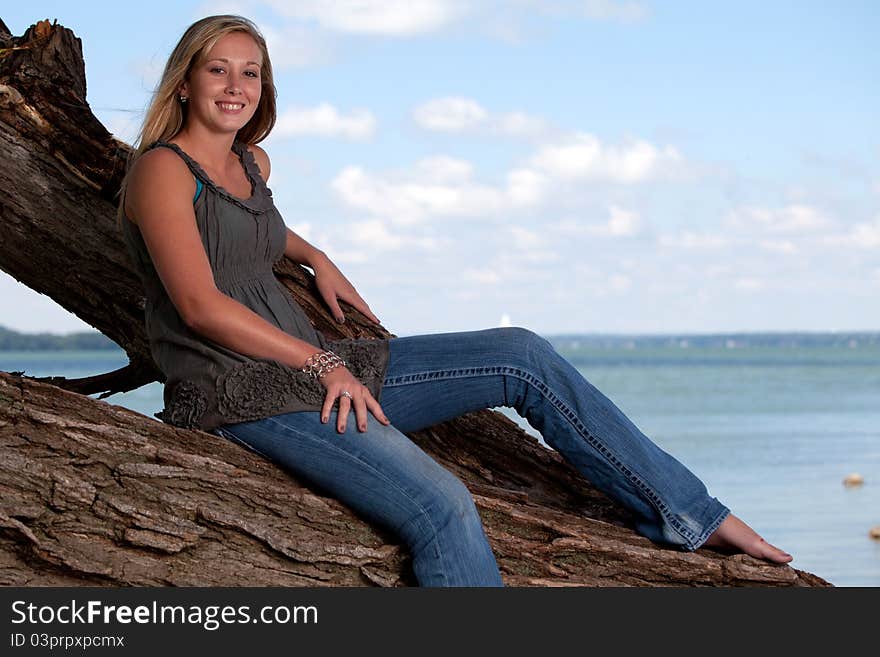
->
[311,254,381,325]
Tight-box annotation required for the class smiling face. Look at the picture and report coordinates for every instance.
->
[179,30,264,137]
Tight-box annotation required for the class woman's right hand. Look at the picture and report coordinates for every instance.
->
[318,366,391,434]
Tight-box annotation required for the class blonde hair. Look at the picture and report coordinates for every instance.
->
[115,15,277,225]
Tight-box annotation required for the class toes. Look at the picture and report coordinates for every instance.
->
[754,539,793,563]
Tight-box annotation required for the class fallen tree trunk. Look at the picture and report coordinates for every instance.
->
[0,371,827,587]
[0,17,830,587]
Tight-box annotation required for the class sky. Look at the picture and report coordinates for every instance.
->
[2,1,878,337]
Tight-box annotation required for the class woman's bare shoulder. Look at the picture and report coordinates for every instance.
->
[129,146,190,181]
[125,147,196,223]
[245,143,271,183]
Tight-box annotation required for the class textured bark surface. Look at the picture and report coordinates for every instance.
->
[0,18,831,587]
[0,371,829,587]
[0,18,153,395]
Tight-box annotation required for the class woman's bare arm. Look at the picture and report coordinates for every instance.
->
[125,147,322,369]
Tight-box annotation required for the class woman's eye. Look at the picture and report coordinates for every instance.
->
[208,66,258,77]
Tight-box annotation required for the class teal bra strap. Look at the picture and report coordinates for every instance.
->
[193,176,203,203]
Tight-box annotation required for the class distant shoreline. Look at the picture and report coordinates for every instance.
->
[546,331,880,349]
[0,325,117,351]
[4,323,877,352]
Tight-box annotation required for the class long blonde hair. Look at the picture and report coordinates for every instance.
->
[116,15,277,225]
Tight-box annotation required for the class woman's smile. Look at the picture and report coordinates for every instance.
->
[216,101,246,114]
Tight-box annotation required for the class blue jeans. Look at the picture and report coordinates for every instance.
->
[211,327,730,587]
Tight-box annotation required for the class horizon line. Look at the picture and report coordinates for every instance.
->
[3,325,880,339]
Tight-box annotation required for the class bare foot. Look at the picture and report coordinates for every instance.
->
[702,513,793,564]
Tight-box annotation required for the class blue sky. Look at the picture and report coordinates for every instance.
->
[2,1,878,336]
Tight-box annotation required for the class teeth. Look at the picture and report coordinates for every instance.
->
[218,102,244,110]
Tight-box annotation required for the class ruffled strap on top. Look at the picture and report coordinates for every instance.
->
[147,139,274,215]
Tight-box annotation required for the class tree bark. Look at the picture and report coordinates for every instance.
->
[0,17,830,587]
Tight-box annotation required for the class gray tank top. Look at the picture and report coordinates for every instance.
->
[120,139,390,431]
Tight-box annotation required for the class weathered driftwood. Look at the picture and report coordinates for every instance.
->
[0,17,830,586]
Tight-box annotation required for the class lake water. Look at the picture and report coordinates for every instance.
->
[3,339,878,587]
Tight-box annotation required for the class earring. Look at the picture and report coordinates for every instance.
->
[178,95,188,103]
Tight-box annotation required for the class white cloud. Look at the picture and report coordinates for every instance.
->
[261,24,338,70]
[551,218,583,235]
[824,217,880,248]
[550,205,642,238]
[413,97,489,132]
[608,273,632,292]
[758,239,798,254]
[525,0,648,23]
[529,133,683,183]
[264,0,469,36]
[735,277,765,291]
[287,221,313,241]
[581,0,648,22]
[659,231,729,249]
[412,97,549,138]
[415,156,474,182]
[848,219,880,247]
[725,204,832,234]
[519,250,560,263]
[331,160,511,224]
[495,111,550,137]
[191,2,339,69]
[705,264,733,278]
[568,269,633,297]
[257,0,647,45]
[317,218,443,266]
[320,247,369,265]
[463,267,502,285]
[606,205,641,236]
[506,168,548,206]
[509,226,544,248]
[456,245,560,292]
[275,103,376,140]
[196,0,651,81]
[503,226,559,265]
[348,220,406,250]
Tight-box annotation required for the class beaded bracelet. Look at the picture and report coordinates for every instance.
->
[301,349,346,380]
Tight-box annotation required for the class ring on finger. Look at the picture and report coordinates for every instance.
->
[339,390,352,400]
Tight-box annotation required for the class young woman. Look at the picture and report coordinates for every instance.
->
[119,15,792,586]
